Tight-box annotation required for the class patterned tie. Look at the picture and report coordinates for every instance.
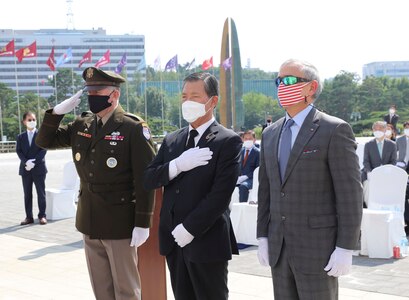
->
[279,119,294,182]
[185,129,198,150]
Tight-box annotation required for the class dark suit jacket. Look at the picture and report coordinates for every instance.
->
[257,107,363,274]
[144,121,242,263]
[16,130,47,176]
[384,114,399,129]
[240,147,260,179]
[361,138,397,181]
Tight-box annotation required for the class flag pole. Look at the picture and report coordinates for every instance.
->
[35,56,41,125]
[71,66,76,115]
[124,65,129,111]
[144,75,147,120]
[54,71,58,105]
[160,68,164,135]
[14,54,21,134]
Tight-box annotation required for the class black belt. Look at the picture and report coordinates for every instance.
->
[86,182,133,193]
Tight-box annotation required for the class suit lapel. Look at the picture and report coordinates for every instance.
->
[197,121,219,147]
[175,127,189,156]
[264,118,284,180]
[282,108,319,186]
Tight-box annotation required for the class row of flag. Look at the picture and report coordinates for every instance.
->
[0,39,234,73]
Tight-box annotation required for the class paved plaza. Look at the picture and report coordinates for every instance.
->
[1,149,409,299]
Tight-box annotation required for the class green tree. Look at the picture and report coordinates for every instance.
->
[242,92,282,129]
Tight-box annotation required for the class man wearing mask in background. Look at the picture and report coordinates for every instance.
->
[384,104,399,135]
[36,67,156,300]
[16,112,47,225]
[396,121,409,234]
[361,121,397,206]
[236,130,260,203]
[257,59,362,299]
[144,72,242,300]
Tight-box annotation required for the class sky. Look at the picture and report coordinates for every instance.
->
[1,0,409,80]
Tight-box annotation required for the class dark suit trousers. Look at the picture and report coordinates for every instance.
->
[238,178,253,202]
[21,173,46,218]
[271,241,338,300]
[166,246,228,300]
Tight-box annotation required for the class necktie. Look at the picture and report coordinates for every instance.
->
[28,131,33,146]
[242,149,249,166]
[279,119,294,182]
[186,129,198,150]
[377,141,382,157]
[97,119,103,132]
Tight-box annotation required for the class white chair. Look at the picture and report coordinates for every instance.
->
[360,165,408,258]
[45,161,79,220]
[230,202,258,246]
[248,167,259,203]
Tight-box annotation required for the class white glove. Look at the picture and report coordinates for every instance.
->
[171,223,194,247]
[257,237,270,266]
[174,147,213,173]
[324,246,353,277]
[53,90,83,115]
[130,227,149,247]
[236,175,248,185]
[396,162,406,168]
[25,159,35,171]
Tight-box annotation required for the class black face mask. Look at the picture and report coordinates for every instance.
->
[88,91,114,113]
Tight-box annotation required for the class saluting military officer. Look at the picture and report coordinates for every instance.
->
[36,67,156,300]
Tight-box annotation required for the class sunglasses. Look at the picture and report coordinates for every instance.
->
[275,76,310,87]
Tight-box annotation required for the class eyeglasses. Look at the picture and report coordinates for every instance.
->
[275,76,310,87]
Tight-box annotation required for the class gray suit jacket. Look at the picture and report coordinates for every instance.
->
[361,138,397,181]
[257,107,363,274]
[396,135,408,166]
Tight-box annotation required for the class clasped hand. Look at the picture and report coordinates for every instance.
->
[25,159,35,171]
[175,147,213,173]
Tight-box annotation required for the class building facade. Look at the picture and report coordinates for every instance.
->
[363,61,409,79]
[0,28,144,98]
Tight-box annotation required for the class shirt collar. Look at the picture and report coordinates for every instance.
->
[285,105,313,128]
[27,128,37,134]
[189,116,215,137]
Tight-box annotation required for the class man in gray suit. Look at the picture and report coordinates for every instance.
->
[362,121,397,182]
[257,59,363,300]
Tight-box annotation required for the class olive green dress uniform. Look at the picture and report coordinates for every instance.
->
[36,106,156,238]
[36,67,156,300]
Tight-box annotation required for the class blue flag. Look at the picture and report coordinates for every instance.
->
[165,55,178,71]
[136,56,146,71]
[56,47,73,67]
[115,53,127,74]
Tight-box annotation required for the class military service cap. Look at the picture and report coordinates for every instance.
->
[83,67,126,91]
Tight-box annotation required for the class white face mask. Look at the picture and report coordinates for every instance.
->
[405,129,409,137]
[243,140,254,149]
[26,121,37,129]
[389,109,395,114]
[385,130,392,137]
[182,97,213,123]
[373,131,385,139]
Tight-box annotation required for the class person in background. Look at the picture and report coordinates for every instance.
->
[384,104,399,135]
[361,121,397,207]
[396,121,409,234]
[257,59,362,300]
[262,117,272,132]
[385,123,396,141]
[236,130,260,203]
[36,67,156,300]
[16,112,47,225]
[144,72,241,300]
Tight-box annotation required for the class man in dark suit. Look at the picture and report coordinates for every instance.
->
[16,112,47,225]
[237,130,260,202]
[362,121,397,181]
[144,72,242,300]
[383,104,399,134]
[36,67,156,300]
[257,59,363,299]
[262,118,272,132]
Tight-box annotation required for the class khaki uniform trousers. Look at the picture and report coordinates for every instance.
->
[83,235,141,300]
